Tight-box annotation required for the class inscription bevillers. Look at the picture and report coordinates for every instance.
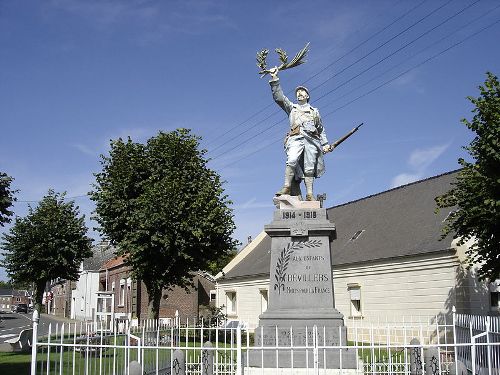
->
[286,273,329,282]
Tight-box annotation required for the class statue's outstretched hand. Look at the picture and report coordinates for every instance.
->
[322,144,331,154]
[269,67,279,81]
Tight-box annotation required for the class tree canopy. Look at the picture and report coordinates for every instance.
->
[436,72,500,281]
[1,190,92,311]
[90,129,238,318]
[0,172,16,227]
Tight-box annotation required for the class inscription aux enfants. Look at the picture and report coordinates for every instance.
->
[274,239,331,295]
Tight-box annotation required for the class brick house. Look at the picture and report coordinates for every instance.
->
[47,240,116,319]
[99,256,215,323]
[0,289,32,311]
[0,288,12,311]
[50,281,73,317]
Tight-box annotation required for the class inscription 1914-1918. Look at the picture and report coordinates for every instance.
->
[282,210,317,219]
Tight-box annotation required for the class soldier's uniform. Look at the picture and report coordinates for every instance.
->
[270,78,329,199]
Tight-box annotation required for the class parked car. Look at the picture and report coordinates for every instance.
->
[12,303,28,313]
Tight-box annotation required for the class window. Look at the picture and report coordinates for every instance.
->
[111,281,115,293]
[226,291,237,315]
[119,279,126,306]
[349,230,365,242]
[491,292,499,309]
[348,283,362,318]
[490,281,500,311]
[209,290,216,302]
[126,278,132,308]
[260,289,268,313]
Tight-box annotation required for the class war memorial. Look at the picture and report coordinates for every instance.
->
[247,44,358,372]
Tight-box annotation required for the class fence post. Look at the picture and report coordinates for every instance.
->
[30,309,39,375]
[172,349,186,375]
[236,326,242,375]
[486,316,492,375]
[410,338,422,375]
[452,306,458,375]
[201,341,214,375]
[313,325,319,375]
[470,317,476,375]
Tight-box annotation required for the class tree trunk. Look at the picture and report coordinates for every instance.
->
[147,286,161,321]
[33,280,46,314]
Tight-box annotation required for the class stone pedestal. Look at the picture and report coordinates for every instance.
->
[250,196,357,369]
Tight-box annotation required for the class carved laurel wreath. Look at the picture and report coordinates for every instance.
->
[256,42,310,78]
[274,239,322,294]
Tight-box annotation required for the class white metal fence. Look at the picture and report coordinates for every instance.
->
[29,311,500,375]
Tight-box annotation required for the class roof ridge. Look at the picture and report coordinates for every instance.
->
[328,169,461,210]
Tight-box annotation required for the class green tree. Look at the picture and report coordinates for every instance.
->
[0,172,16,226]
[1,190,92,312]
[91,129,238,319]
[0,280,12,288]
[206,248,237,276]
[436,72,500,281]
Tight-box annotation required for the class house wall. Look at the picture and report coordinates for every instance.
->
[98,264,213,323]
[332,251,477,326]
[11,291,30,309]
[216,277,270,330]
[99,265,133,321]
[137,275,215,322]
[52,281,72,317]
[0,293,12,311]
[216,252,491,332]
[71,271,100,321]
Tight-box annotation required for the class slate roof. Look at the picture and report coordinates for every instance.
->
[83,241,117,271]
[222,170,459,281]
[100,255,127,271]
[0,288,12,296]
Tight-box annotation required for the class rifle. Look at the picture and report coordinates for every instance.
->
[325,123,363,153]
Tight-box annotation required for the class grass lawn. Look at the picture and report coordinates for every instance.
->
[0,351,32,375]
[0,339,237,375]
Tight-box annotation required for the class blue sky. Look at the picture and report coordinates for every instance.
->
[1,0,499,281]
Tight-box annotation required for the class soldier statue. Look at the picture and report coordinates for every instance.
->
[268,67,330,201]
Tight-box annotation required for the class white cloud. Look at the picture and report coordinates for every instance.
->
[390,173,422,188]
[48,0,158,28]
[234,198,275,210]
[390,143,449,188]
[408,144,449,170]
[73,143,96,157]
[46,0,233,41]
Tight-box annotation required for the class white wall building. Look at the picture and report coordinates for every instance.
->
[216,171,494,331]
[70,266,101,321]
[70,241,116,321]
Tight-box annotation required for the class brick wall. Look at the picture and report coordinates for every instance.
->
[99,263,214,322]
[137,275,214,322]
[52,281,71,317]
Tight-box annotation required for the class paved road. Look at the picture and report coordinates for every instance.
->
[0,310,79,350]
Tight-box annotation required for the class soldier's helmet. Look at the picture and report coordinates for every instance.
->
[295,86,310,102]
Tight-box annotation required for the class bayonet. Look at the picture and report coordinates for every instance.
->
[326,123,364,153]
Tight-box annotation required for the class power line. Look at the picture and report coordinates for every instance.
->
[209,0,466,157]
[310,0,451,93]
[215,16,500,171]
[16,194,90,204]
[314,0,482,103]
[205,0,431,154]
[324,17,500,116]
[210,0,480,161]
[319,2,500,113]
